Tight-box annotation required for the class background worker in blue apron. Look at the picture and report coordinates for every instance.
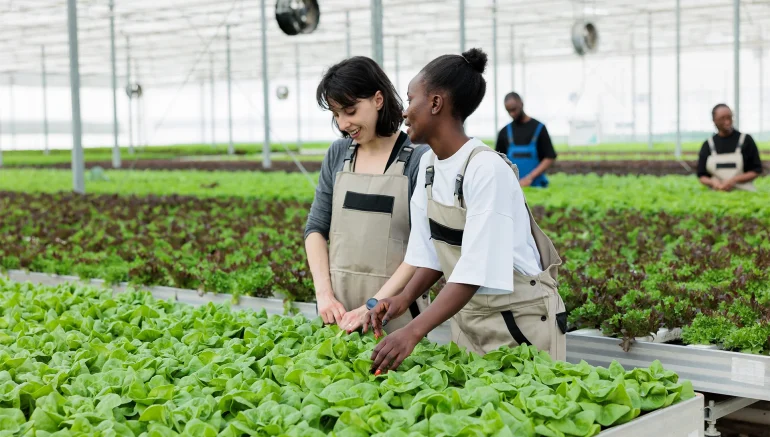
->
[494,92,557,188]
[697,103,763,192]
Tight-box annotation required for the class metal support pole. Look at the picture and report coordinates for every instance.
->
[295,43,302,152]
[371,0,384,66]
[42,46,50,156]
[760,44,764,137]
[126,36,134,154]
[109,0,120,168]
[675,0,681,158]
[521,47,526,97]
[394,37,400,92]
[492,0,499,134]
[200,78,206,143]
[733,0,740,130]
[648,12,653,150]
[459,0,466,52]
[260,0,271,168]
[226,25,234,155]
[210,54,216,148]
[9,77,14,149]
[345,11,351,58]
[631,42,636,143]
[67,0,85,194]
[510,27,515,91]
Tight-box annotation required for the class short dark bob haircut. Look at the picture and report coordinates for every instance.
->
[316,56,403,138]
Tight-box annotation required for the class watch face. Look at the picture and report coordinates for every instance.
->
[366,298,378,310]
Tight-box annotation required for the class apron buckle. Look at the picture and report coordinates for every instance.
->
[454,175,464,200]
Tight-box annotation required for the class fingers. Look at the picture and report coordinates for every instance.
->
[372,302,390,338]
[332,306,345,325]
[382,304,400,327]
[371,339,393,371]
[362,312,371,333]
[388,351,406,371]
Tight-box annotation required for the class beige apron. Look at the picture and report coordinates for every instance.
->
[425,146,567,360]
[705,133,756,192]
[328,142,429,332]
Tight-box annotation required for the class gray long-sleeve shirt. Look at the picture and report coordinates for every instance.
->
[304,134,429,240]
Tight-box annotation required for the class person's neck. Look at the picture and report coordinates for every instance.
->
[358,132,400,154]
[428,123,470,160]
[516,114,531,124]
[717,128,734,138]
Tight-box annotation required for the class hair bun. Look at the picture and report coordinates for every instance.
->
[462,48,488,74]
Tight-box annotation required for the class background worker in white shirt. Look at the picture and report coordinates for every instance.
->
[361,48,567,374]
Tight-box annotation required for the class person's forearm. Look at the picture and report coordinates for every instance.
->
[699,176,717,188]
[730,171,760,184]
[305,232,333,297]
[409,283,478,338]
[372,262,417,300]
[527,158,555,179]
[398,267,443,304]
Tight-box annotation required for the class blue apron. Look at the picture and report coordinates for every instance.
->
[506,122,548,188]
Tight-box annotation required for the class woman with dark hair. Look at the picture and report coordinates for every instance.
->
[305,56,429,333]
[363,48,567,372]
[697,103,762,191]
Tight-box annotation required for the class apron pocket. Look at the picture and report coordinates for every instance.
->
[329,230,389,275]
[386,238,405,275]
[429,219,463,246]
[556,311,568,334]
[343,192,395,215]
[506,299,550,352]
[501,310,532,346]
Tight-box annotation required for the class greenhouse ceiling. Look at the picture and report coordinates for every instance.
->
[0,0,768,87]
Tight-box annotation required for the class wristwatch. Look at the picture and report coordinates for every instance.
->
[366,298,378,310]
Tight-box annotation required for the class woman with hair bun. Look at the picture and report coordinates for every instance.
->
[363,48,567,372]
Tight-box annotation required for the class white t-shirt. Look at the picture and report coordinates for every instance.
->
[404,138,543,295]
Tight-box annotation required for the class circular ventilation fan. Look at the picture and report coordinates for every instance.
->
[275,0,320,36]
[276,85,289,100]
[571,21,599,56]
[125,83,143,98]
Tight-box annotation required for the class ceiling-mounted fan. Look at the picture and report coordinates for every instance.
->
[571,20,599,56]
[275,0,320,36]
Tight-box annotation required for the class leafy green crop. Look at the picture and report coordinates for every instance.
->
[3,187,770,354]
[0,279,694,437]
[2,171,769,216]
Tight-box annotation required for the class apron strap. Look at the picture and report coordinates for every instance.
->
[707,137,717,156]
[342,144,357,172]
[454,146,500,208]
[506,123,514,145]
[386,144,414,175]
[737,132,746,154]
[531,123,544,145]
[425,154,436,200]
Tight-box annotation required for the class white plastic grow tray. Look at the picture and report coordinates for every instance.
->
[597,394,704,437]
[567,330,770,401]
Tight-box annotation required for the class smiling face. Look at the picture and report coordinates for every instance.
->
[713,106,733,134]
[403,74,434,144]
[329,91,383,144]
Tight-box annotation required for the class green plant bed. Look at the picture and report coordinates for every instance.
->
[1,142,329,167]
[0,279,695,436]
[2,189,769,354]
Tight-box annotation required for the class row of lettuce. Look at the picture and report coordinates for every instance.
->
[0,280,695,436]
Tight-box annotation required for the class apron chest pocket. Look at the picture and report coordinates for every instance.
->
[343,192,395,215]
